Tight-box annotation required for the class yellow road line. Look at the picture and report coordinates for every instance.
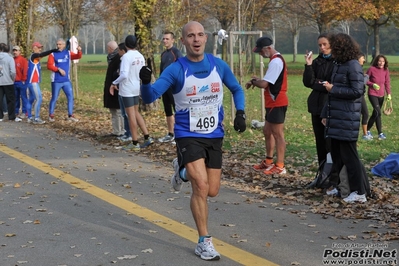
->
[0,144,279,266]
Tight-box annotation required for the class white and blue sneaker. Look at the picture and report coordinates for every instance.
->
[326,188,339,196]
[378,133,386,140]
[194,237,221,261]
[171,158,183,191]
[118,135,132,142]
[367,131,373,139]
[140,137,154,148]
[158,134,175,143]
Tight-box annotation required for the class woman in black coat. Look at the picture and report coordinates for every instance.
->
[303,32,335,166]
[321,33,367,203]
[103,41,123,136]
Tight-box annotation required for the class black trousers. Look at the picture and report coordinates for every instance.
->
[311,114,330,165]
[0,84,16,120]
[330,138,365,195]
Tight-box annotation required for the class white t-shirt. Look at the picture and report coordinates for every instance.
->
[113,49,145,97]
[263,53,283,85]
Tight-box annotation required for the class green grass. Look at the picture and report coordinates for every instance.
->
[40,54,399,174]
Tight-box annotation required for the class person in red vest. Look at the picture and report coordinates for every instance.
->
[12,45,28,121]
[246,36,289,175]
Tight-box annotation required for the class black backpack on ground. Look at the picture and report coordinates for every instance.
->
[306,157,333,189]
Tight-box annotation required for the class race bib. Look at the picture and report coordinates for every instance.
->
[189,104,218,133]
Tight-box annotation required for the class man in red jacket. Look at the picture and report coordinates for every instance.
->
[13,46,28,121]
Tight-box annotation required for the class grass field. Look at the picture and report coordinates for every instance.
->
[39,54,399,176]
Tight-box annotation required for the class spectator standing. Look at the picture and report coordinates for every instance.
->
[0,43,18,122]
[321,33,367,203]
[365,54,391,140]
[115,43,132,142]
[47,38,82,122]
[12,45,28,120]
[26,41,58,124]
[103,40,124,137]
[246,37,288,175]
[302,33,335,165]
[158,31,183,143]
[139,21,246,261]
[110,35,153,151]
[357,52,371,140]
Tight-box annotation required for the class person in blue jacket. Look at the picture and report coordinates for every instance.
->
[321,33,368,204]
[139,21,246,261]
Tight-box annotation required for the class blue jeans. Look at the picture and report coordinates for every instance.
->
[14,81,28,114]
[26,83,43,119]
[118,95,131,137]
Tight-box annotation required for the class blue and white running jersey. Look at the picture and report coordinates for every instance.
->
[141,53,245,139]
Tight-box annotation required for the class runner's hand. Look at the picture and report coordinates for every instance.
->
[139,66,152,84]
[234,110,246,133]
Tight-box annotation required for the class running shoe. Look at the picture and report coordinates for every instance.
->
[362,135,372,140]
[378,133,386,140]
[49,115,55,122]
[194,237,221,261]
[33,118,46,125]
[158,134,175,143]
[171,158,183,191]
[326,188,339,196]
[118,135,132,142]
[67,115,79,122]
[122,143,140,152]
[343,191,367,203]
[140,137,154,148]
[253,160,273,171]
[15,117,22,122]
[367,131,373,139]
[263,164,286,175]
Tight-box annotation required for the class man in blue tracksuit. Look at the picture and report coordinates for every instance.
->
[47,38,82,122]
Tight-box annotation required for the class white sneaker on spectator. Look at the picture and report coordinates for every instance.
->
[343,191,367,203]
[15,117,22,122]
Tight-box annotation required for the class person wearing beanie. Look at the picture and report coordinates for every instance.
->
[110,35,153,151]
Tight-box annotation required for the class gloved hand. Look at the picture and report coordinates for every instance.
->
[373,83,380,90]
[234,110,246,133]
[387,94,392,101]
[139,66,152,84]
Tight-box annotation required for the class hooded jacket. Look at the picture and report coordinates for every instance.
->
[0,52,16,85]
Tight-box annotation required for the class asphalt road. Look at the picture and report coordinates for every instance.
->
[0,121,397,266]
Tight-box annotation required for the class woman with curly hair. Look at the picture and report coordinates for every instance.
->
[320,33,368,203]
[366,54,391,140]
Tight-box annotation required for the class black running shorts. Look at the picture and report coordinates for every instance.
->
[175,137,223,169]
[265,106,287,124]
